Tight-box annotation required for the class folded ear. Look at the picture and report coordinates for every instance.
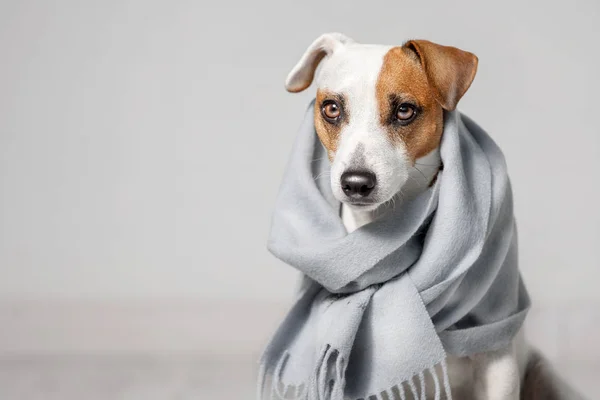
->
[403,40,478,110]
[285,33,353,93]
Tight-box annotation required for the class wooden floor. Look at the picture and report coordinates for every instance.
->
[0,354,594,399]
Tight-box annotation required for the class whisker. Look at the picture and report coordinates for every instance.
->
[390,194,398,211]
[313,171,331,181]
[415,162,441,167]
[406,175,423,186]
[413,166,427,181]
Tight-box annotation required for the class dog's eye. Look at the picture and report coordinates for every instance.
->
[322,101,341,122]
[395,103,417,122]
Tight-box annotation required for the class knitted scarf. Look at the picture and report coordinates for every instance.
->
[258,102,530,400]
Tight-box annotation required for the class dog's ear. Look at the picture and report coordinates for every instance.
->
[403,40,478,110]
[285,33,353,93]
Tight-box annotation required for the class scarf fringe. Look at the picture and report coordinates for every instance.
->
[259,350,453,400]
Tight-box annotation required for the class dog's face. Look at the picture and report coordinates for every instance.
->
[286,34,478,211]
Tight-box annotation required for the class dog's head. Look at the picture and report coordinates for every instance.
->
[286,33,478,211]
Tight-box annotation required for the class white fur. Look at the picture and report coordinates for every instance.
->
[317,43,410,210]
[288,33,532,399]
[340,148,441,231]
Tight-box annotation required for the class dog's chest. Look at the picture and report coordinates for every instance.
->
[340,205,377,233]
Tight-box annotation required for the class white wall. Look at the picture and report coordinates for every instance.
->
[1,0,599,306]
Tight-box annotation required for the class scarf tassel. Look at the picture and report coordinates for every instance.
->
[315,344,345,400]
[339,360,452,400]
[259,350,453,400]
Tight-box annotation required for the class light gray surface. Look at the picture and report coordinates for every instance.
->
[0,355,256,400]
[0,355,595,400]
[0,303,596,399]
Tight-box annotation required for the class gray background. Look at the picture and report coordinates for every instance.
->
[0,0,598,398]
[1,0,599,305]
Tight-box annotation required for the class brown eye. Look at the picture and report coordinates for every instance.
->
[396,103,417,121]
[322,101,341,122]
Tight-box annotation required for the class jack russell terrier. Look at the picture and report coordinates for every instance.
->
[281,33,579,400]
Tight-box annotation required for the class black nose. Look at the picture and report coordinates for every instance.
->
[341,171,376,198]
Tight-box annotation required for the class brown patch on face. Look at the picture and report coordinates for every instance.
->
[375,46,444,164]
[314,89,347,160]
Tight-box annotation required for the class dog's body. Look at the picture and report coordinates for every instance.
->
[282,33,574,399]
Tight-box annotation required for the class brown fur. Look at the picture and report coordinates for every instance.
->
[314,89,347,160]
[404,40,479,111]
[315,40,478,165]
[375,42,478,163]
[376,46,445,163]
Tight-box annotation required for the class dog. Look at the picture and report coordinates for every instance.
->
[283,33,575,400]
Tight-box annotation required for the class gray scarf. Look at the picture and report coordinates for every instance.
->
[258,102,530,400]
